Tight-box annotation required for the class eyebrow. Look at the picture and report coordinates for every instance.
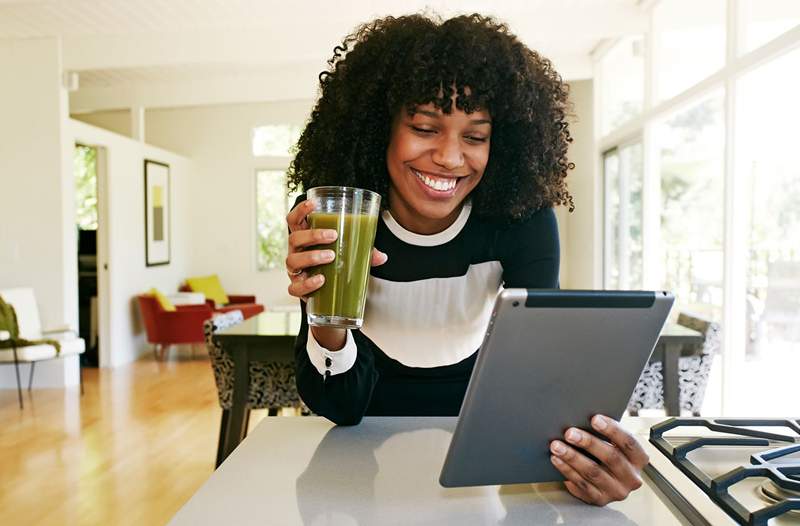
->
[415,109,492,125]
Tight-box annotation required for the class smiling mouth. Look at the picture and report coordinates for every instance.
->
[410,167,462,192]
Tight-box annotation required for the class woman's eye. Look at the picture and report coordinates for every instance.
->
[465,135,488,143]
[411,126,435,135]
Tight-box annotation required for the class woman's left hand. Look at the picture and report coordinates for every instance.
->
[549,414,649,506]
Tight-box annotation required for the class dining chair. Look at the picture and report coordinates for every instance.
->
[628,312,721,417]
[204,310,309,467]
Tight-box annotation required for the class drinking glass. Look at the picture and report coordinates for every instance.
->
[305,186,381,329]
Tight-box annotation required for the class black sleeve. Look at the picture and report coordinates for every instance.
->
[497,207,560,289]
[294,302,380,426]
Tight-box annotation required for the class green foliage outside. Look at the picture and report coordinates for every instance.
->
[256,171,301,271]
[75,145,98,230]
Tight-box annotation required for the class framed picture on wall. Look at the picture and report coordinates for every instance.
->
[144,160,170,267]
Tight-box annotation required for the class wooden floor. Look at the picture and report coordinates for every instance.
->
[0,349,272,526]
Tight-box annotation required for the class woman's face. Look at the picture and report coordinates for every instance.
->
[385,102,491,234]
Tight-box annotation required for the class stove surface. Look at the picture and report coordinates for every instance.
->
[649,418,800,526]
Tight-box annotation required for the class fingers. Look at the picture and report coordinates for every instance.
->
[288,228,337,252]
[552,458,607,505]
[371,248,388,267]
[590,415,650,469]
[550,439,628,505]
[285,250,335,276]
[563,426,643,491]
[286,200,314,233]
[287,273,325,299]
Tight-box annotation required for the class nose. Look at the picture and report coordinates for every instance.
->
[431,135,464,170]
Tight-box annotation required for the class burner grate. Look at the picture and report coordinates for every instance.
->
[650,418,800,526]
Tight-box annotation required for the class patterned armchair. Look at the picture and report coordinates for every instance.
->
[628,312,721,417]
[204,311,308,466]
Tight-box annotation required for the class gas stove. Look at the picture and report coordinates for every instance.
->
[644,418,800,525]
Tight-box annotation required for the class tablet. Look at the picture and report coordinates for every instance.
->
[439,289,674,487]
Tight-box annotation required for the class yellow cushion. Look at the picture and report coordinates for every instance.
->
[148,288,176,312]
[186,275,229,306]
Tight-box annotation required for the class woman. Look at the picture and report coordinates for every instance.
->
[284,14,648,506]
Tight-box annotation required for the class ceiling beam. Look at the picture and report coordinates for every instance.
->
[68,53,592,112]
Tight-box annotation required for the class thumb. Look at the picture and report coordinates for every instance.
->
[371,248,388,267]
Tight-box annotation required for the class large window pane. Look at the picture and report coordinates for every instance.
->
[657,93,724,316]
[604,142,643,289]
[256,170,300,271]
[737,48,800,365]
[599,36,644,135]
[654,0,726,102]
[741,0,800,53]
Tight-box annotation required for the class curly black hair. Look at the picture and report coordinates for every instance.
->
[287,13,575,222]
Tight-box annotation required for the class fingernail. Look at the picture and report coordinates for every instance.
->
[551,441,566,455]
[323,230,337,241]
[550,455,563,466]
[593,415,608,430]
[317,250,335,262]
[566,429,582,443]
[378,251,388,263]
[313,274,324,284]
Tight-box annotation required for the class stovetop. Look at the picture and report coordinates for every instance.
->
[649,418,800,526]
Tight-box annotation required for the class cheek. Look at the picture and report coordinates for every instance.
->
[392,134,426,164]
[470,146,490,175]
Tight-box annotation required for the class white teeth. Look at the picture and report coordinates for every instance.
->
[412,169,457,192]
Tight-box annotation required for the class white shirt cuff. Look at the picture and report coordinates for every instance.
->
[306,328,357,377]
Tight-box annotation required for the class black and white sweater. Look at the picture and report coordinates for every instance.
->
[294,202,560,425]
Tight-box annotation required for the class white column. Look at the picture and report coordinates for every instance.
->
[131,105,146,142]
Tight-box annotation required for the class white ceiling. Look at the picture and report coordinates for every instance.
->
[0,0,647,110]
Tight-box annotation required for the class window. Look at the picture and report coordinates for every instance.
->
[737,48,800,360]
[653,0,726,101]
[741,0,800,53]
[599,36,645,135]
[596,0,800,415]
[255,170,300,271]
[603,142,643,289]
[74,144,98,230]
[252,124,302,157]
[656,93,725,315]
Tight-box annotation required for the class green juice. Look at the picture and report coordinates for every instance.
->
[307,212,379,325]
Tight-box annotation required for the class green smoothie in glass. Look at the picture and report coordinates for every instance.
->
[306,187,381,329]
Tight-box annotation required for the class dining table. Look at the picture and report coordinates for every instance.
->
[213,308,301,462]
[650,323,705,416]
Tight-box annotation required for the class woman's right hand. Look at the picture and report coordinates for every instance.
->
[286,199,388,352]
[285,199,388,301]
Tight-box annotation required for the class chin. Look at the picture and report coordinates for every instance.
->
[411,199,463,220]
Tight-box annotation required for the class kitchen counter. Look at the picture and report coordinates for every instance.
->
[169,416,714,525]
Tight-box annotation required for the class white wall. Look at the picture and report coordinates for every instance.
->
[69,120,194,367]
[145,100,313,307]
[562,80,597,289]
[72,109,131,138]
[0,38,80,388]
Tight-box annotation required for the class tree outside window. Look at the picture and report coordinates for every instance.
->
[75,144,98,230]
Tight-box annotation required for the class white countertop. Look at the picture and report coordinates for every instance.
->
[169,416,700,526]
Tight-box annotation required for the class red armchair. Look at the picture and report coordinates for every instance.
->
[178,285,264,319]
[137,294,214,360]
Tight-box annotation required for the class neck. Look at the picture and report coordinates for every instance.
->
[387,194,464,235]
